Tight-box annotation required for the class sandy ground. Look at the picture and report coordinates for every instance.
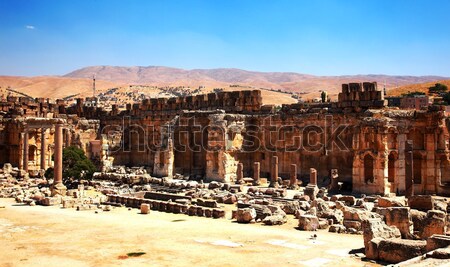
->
[0,198,377,267]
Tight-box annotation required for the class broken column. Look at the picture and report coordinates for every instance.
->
[236,163,244,184]
[40,128,47,170]
[304,168,319,200]
[51,123,67,196]
[289,164,298,189]
[270,156,279,187]
[253,162,260,185]
[405,140,414,198]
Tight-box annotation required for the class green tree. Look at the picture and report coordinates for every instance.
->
[443,92,450,105]
[321,91,328,103]
[429,83,448,94]
[45,146,96,181]
[402,91,425,97]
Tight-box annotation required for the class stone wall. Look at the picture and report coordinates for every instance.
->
[1,87,450,196]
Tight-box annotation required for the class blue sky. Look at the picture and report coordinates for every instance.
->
[0,0,449,76]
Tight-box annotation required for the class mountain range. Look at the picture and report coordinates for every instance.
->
[0,65,448,101]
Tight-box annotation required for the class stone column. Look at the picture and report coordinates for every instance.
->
[270,156,279,187]
[22,131,29,172]
[405,140,414,198]
[236,163,244,184]
[52,123,67,196]
[48,146,53,168]
[309,168,317,185]
[289,164,297,189]
[397,133,407,194]
[66,129,72,147]
[253,162,260,185]
[40,128,47,170]
[425,132,436,194]
[304,168,319,200]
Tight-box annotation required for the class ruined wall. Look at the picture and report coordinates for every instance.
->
[1,88,450,196]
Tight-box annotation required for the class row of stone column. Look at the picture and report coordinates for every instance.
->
[21,124,65,196]
[236,156,302,188]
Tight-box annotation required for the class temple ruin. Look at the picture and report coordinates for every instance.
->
[2,82,450,265]
[2,82,449,196]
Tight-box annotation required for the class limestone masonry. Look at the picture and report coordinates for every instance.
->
[1,83,449,196]
[3,82,450,265]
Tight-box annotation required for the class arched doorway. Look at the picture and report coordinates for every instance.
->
[364,154,374,183]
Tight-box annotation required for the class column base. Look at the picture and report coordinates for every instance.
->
[269,181,279,188]
[51,183,67,197]
[288,183,298,190]
[304,184,319,200]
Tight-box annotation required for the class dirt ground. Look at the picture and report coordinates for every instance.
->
[0,198,378,267]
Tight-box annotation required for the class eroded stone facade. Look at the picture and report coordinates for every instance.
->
[1,84,450,196]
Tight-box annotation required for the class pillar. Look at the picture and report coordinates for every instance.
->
[309,168,317,186]
[289,164,297,188]
[304,168,319,200]
[397,133,407,194]
[22,131,29,172]
[253,162,260,185]
[425,132,436,194]
[405,140,414,198]
[52,123,67,196]
[40,128,47,170]
[236,163,243,184]
[66,129,72,147]
[270,156,279,187]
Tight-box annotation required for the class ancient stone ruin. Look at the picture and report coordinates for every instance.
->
[2,82,450,265]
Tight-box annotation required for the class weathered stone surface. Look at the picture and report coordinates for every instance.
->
[344,220,362,231]
[140,203,150,214]
[41,197,60,206]
[236,208,256,223]
[298,215,320,231]
[433,200,447,212]
[339,195,356,206]
[223,195,237,204]
[318,209,344,225]
[377,196,405,207]
[408,195,435,211]
[318,218,329,229]
[281,201,300,215]
[263,214,287,225]
[62,199,76,208]
[362,218,401,258]
[426,234,450,252]
[366,237,383,260]
[329,224,346,233]
[378,238,426,263]
[420,210,446,239]
[385,207,413,238]
[342,206,380,222]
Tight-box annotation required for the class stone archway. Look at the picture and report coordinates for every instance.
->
[364,154,374,183]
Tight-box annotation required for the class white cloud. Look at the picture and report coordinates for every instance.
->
[25,25,35,30]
